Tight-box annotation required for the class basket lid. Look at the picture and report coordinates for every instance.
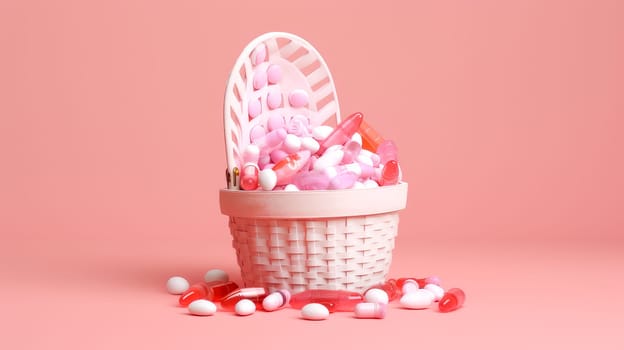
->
[223,32,341,189]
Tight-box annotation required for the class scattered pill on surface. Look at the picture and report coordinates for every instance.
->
[401,279,419,294]
[400,289,435,309]
[288,89,309,108]
[364,288,389,304]
[235,299,256,316]
[188,300,217,316]
[203,269,229,283]
[166,276,189,295]
[301,303,329,320]
[439,288,465,313]
[424,283,445,301]
[262,290,291,311]
[354,302,387,319]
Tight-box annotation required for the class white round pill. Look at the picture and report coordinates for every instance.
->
[424,283,445,301]
[284,184,299,191]
[301,303,329,320]
[259,168,277,191]
[402,280,420,294]
[188,300,217,316]
[364,288,389,304]
[203,269,229,283]
[363,179,379,188]
[400,289,435,309]
[166,276,189,295]
[312,125,334,141]
[235,299,256,316]
[351,132,363,145]
[282,133,302,154]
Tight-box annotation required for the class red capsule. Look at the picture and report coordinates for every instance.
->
[178,281,223,306]
[439,288,465,312]
[206,281,240,301]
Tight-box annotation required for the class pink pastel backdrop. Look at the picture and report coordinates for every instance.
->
[1,1,623,349]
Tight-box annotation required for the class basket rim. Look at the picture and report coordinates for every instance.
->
[219,182,407,219]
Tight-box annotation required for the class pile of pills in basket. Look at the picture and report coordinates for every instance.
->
[166,269,465,320]
[231,43,401,191]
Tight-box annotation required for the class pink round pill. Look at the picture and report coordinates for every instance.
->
[253,69,268,90]
[249,125,266,143]
[288,89,309,108]
[251,44,266,66]
[267,113,285,131]
[266,64,282,84]
[267,91,282,110]
[248,98,262,119]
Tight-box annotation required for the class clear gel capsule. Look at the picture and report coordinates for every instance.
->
[178,281,223,306]
[379,160,400,186]
[289,290,363,312]
[358,119,385,152]
[206,281,240,302]
[220,287,268,311]
[240,163,259,190]
[439,288,465,313]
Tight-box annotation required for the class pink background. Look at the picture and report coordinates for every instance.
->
[1,0,623,349]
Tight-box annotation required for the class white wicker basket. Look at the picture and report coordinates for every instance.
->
[220,32,408,293]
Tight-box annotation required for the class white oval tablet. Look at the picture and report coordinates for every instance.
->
[203,269,229,283]
[364,288,389,304]
[301,303,329,320]
[424,283,445,301]
[400,289,435,309]
[166,276,189,295]
[188,300,217,316]
[235,299,256,316]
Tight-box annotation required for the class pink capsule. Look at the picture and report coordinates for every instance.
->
[292,170,330,190]
[327,168,358,190]
[377,140,398,164]
[272,150,311,185]
[354,303,387,319]
[253,128,287,154]
[270,149,289,164]
[341,141,362,164]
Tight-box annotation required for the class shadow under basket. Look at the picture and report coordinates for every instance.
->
[219,182,408,293]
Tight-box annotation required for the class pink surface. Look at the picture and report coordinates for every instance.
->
[1,0,623,349]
